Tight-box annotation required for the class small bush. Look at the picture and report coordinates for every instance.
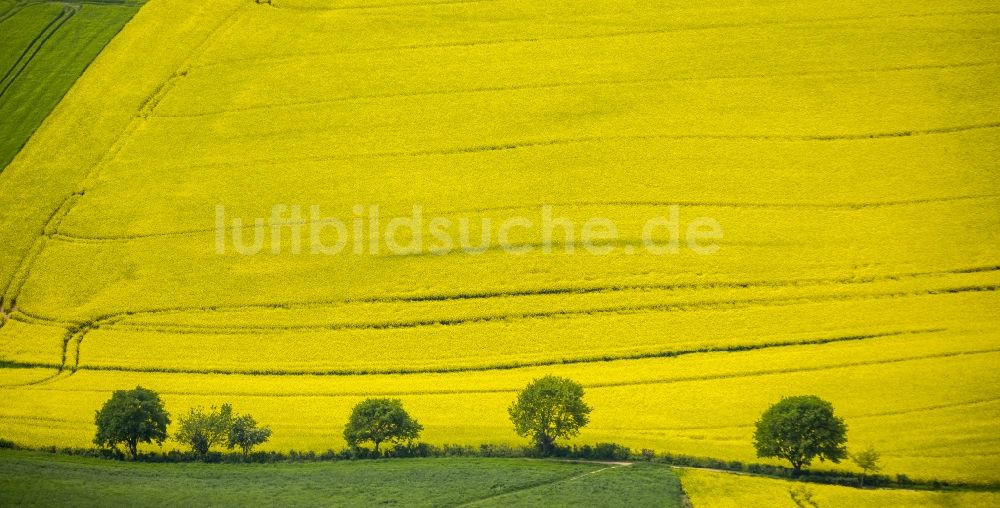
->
[591,442,631,461]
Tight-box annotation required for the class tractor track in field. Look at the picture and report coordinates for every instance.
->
[0,369,70,388]
[0,3,77,100]
[8,263,999,329]
[0,328,947,376]
[107,122,1000,176]
[10,336,1000,388]
[82,284,1000,336]
[0,327,962,377]
[0,3,59,80]
[157,60,1000,119]
[0,2,26,24]
[623,396,1000,434]
[5,266,996,373]
[456,463,629,506]
[0,3,250,313]
[195,9,1000,71]
[0,189,83,309]
[45,194,1000,243]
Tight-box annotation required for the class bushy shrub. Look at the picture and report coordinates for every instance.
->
[228,413,272,457]
[175,405,232,458]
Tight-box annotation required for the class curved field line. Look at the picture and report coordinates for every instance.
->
[8,312,79,328]
[50,194,1000,243]
[443,194,1000,215]
[885,438,1000,457]
[194,9,1000,71]
[57,329,945,377]
[25,332,1000,384]
[0,369,67,388]
[852,396,1000,420]
[0,5,68,89]
[157,60,1000,119]
[1,188,83,308]
[0,414,72,425]
[1,237,49,309]
[0,4,250,311]
[94,285,999,335]
[8,268,995,375]
[114,122,1000,177]
[49,194,1000,243]
[625,396,1000,433]
[0,3,27,24]
[587,347,1000,390]
[456,464,627,507]
[12,264,997,327]
[0,5,77,100]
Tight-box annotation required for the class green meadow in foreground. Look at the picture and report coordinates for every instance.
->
[0,450,682,507]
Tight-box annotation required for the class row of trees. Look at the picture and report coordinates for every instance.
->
[94,378,880,482]
[92,376,592,460]
[341,375,594,456]
[93,387,271,459]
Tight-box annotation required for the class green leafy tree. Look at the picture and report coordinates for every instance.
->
[228,413,272,457]
[343,398,422,453]
[175,404,233,458]
[94,386,171,459]
[753,395,848,474]
[508,375,592,455]
[852,445,882,487]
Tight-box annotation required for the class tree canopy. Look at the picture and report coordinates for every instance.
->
[175,404,233,457]
[508,375,592,455]
[343,398,422,453]
[228,413,272,457]
[852,445,882,487]
[93,386,170,459]
[753,395,848,473]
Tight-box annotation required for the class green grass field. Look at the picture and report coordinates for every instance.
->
[0,0,144,171]
[0,450,681,507]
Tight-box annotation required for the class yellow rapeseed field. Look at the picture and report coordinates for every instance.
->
[680,469,1000,507]
[1,0,998,493]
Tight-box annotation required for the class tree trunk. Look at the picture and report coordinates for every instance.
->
[537,434,554,456]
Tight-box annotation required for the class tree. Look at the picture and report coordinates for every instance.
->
[852,445,882,487]
[508,375,592,455]
[93,386,170,459]
[175,404,233,458]
[753,395,848,474]
[343,398,422,453]
[228,413,272,457]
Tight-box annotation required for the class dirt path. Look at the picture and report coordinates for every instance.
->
[457,462,632,506]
